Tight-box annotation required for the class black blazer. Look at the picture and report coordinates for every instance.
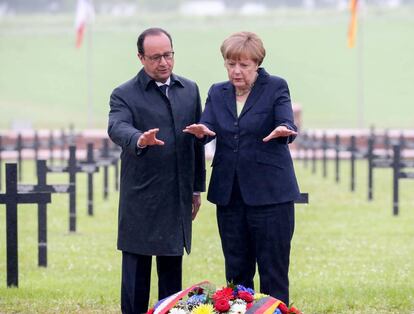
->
[108,69,206,255]
[201,68,300,206]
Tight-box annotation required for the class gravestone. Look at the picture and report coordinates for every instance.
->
[0,164,51,287]
[18,160,74,266]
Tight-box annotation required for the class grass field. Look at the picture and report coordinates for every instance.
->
[1,9,414,129]
[0,159,413,313]
[1,7,414,314]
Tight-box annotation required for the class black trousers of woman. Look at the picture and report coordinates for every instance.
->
[216,178,295,305]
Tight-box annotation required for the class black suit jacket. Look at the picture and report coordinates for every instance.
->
[108,69,206,255]
[201,68,300,206]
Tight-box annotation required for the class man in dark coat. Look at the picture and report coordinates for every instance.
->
[108,27,206,314]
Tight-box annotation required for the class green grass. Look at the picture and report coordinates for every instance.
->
[1,9,414,129]
[0,159,413,313]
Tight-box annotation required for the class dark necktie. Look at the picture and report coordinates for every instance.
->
[159,84,168,98]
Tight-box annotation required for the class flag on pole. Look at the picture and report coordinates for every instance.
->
[75,0,95,49]
[347,0,358,48]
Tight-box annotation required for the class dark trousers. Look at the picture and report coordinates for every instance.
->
[216,179,295,305]
[121,252,182,314]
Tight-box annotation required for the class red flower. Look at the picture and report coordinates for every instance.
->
[237,291,254,303]
[212,287,234,302]
[246,302,254,310]
[146,308,154,314]
[214,299,231,312]
[288,306,302,314]
[278,303,289,314]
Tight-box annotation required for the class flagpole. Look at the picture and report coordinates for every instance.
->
[75,0,94,128]
[356,0,364,129]
[86,21,93,129]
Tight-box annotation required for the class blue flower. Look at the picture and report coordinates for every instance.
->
[236,285,255,295]
[187,294,207,307]
[274,309,282,314]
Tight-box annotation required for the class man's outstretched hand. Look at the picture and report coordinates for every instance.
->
[137,128,165,147]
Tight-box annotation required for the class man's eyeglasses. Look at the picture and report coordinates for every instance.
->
[144,51,175,63]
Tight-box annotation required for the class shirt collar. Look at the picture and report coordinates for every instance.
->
[155,77,171,87]
[138,69,184,90]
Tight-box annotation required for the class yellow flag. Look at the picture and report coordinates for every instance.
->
[348,0,358,48]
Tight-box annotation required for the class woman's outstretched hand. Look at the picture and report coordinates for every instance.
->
[183,124,216,139]
[263,125,298,142]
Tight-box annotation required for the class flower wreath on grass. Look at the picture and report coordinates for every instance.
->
[147,281,302,314]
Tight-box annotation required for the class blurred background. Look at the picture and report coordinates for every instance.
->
[0,0,413,130]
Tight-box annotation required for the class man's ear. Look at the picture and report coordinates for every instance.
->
[137,53,144,64]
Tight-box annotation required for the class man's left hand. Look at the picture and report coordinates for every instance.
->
[263,125,298,142]
[192,194,201,220]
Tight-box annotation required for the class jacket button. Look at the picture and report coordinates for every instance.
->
[233,149,238,153]
[234,122,238,126]
[234,134,239,139]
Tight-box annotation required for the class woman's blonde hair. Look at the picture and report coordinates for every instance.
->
[220,31,266,66]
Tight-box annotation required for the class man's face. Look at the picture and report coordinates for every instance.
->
[138,33,174,83]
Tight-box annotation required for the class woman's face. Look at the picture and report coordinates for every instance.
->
[225,57,258,89]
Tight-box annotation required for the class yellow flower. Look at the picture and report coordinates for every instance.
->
[192,303,214,314]
[254,293,268,300]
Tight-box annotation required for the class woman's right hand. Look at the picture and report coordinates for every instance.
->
[183,124,216,139]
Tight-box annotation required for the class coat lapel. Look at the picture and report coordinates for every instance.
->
[239,68,269,119]
[222,83,237,120]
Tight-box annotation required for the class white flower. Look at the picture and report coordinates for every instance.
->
[229,302,247,314]
[170,308,187,314]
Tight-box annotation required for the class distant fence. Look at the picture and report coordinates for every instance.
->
[295,128,414,216]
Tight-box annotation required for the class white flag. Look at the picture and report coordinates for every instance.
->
[75,0,95,48]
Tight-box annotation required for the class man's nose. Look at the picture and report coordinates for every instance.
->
[159,56,168,65]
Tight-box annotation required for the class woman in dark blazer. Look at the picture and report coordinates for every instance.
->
[184,31,300,305]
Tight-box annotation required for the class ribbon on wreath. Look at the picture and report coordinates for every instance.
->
[153,281,210,314]
[246,296,282,314]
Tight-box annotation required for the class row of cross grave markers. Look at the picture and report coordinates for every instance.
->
[0,135,306,288]
[0,141,122,287]
[298,133,371,192]
[297,129,409,190]
[0,133,121,195]
[0,128,75,189]
[296,130,414,215]
[296,130,399,190]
